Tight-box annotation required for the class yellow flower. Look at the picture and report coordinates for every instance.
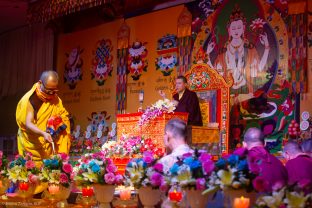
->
[7,166,21,183]
[217,170,233,186]
[82,169,98,183]
[284,191,309,208]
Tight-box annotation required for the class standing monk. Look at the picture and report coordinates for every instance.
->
[16,70,71,167]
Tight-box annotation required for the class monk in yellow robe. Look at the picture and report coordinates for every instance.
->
[16,70,71,167]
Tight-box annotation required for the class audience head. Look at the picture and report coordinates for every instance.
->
[301,138,312,157]
[283,141,303,160]
[164,118,187,150]
[39,70,59,95]
[175,75,188,93]
[243,127,264,150]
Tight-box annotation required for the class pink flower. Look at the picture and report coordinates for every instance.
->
[0,151,3,158]
[182,152,193,159]
[298,179,311,189]
[106,164,117,173]
[153,163,164,172]
[150,172,163,187]
[106,158,113,165]
[25,160,35,169]
[28,174,39,184]
[233,147,247,158]
[196,178,206,190]
[272,181,284,191]
[199,152,212,162]
[104,172,115,184]
[143,151,154,164]
[202,160,215,176]
[253,176,270,192]
[59,153,69,161]
[62,163,73,174]
[160,180,169,192]
[60,173,69,184]
[115,174,123,185]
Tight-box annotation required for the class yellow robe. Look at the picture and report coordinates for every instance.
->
[16,83,71,167]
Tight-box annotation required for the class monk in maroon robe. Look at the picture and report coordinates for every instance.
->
[173,76,203,126]
[243,128,288,191]
[283,141,312,186]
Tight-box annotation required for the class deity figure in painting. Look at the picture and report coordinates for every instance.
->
[206,5,270,96]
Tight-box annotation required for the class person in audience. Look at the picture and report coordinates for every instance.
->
[243,127,288,191]
[159,118,193,173]
[283,141,312,185]
[16,70,71,167]
[301,138,312,157]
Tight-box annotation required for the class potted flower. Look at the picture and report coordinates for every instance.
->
[207,147,257,207]
[255,181,312,208]
[0,150,9,196]
[7,153,40,199]
[39,153,73,204]
[168,150,216,208]
[125,151,168,207]
[73,151,123,207]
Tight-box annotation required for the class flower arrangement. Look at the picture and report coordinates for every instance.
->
[0,151,8,179]
[125,151,168,190]
[102,135,164,158]
[207,148,254,192]
[7,153,40,184]
[73,151,123,186]
[138,98,176,126]
[168,150,216,191]
[40,153,73,188]
[255,182,312,208]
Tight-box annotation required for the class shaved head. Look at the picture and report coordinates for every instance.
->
[40,70,59,85]
[243,127,264,145]
[284,141,302,155]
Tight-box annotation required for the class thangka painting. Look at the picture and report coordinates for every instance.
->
[64,47,83,89]
[155,34,178,76]
[190,0,292,152]
[127,41,148,81]
[91,39,114,86]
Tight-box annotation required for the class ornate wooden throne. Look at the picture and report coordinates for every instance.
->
[184,63,233,155]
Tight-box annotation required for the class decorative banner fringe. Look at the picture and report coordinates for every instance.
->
[177,7,192,76]
[287,12,308,94]
[117,22,130,114]
[28,0,112,23]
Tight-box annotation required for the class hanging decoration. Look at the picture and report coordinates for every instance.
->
[91,39,114,86]
[155,34,178,76]
[28,0,113,23]
[287,10,308,93]
[64,47,84,90]
[117,22,130,114]
[127,41,148,81]
[177,7,192,76]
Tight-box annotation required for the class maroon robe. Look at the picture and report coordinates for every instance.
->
[247,146,288,190]
[285,155,312,185]
[173,88,203,126]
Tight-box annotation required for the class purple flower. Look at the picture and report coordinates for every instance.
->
[182,152,193,159]
[298,179,311,189]
[202,160,215,176]
[233,147,247,157]
[143,151,154,164]
[106,164,117,173]
[253,176,270,192]
[153,163,164,172]
[160,180,168,192]
[198,152,212,162]
[150,172,163,187]
[104,172,116,184]
[196,178,206,190]
[115,174,124,185]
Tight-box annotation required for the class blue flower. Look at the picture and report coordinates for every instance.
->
[51,159,59,168]
[43,159,51,167]
[170,163,179,175]
[91,163,100,173]
[215,158,226,169]
[189,160,201,170]
[183,157,194,165]
[227,154,239,166]
[238,159,248,171]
